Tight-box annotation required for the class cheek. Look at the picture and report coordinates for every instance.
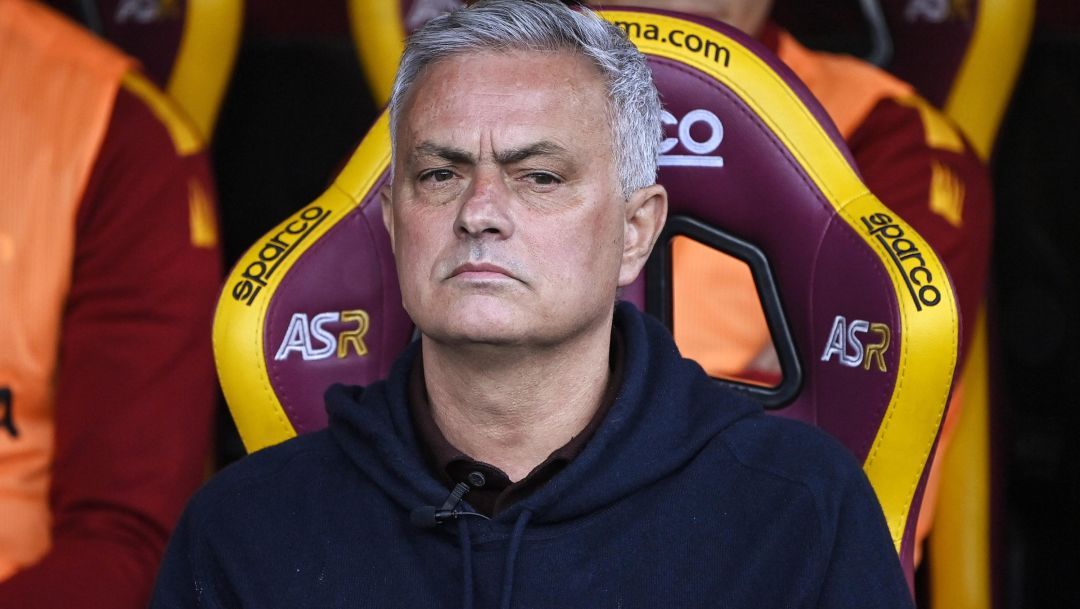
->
[543,208,623,279]
[394,218,440,285]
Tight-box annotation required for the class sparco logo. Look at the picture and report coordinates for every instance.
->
[274,310,371,362]
[861,213,942,311]
[659,109,724,168]
[232,206,331,306]
[820,316,891,372]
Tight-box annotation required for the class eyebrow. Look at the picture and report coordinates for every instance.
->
[411,140,572,166]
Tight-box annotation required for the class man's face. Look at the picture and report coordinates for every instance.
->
[385,50,648,349]
[601,0,773,36]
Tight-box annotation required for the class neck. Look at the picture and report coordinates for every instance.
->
[420,319,614,482]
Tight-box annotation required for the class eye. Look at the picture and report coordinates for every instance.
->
[419,168,456,183]
[522,172,563,190]
[529,173,560,185]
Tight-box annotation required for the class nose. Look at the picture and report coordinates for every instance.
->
[455,169,514,240]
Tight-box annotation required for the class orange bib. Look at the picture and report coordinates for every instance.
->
[0,0,133,579]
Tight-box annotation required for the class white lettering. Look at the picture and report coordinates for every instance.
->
[275,314,313,361]
[307,312,340,360]
[658,108,725,168]
[274,312,342,361]
[821,315,848,364]
[842,319,870,367]
[821,315,890,372]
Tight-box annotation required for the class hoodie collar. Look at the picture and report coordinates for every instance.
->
[406,328,626,517]
[326,301,761,527]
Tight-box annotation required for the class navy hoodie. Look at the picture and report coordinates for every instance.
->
[151,303,913,608]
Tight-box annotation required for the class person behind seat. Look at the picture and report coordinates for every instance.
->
[0,1,221,607]
[610,0,994,559]
[150,2,912,607]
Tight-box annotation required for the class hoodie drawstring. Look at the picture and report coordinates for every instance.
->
[498,510,533,609]
[457,518,475,609]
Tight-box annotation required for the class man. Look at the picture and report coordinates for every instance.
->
[0,0,221,607]
[151,2,911,607]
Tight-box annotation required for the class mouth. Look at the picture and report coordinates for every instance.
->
[449,262,516,281]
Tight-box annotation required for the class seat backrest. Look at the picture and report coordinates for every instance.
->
[45,0,243,138]
[214,8,959,585]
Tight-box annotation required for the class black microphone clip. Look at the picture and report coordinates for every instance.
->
[410,473,489,528]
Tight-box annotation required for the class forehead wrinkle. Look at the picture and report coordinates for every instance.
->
[411,141,477,166]
[493,140,572,165]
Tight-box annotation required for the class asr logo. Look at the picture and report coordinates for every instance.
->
[820,315,891,372]
[274,310,370,362]
[659,109,725,168]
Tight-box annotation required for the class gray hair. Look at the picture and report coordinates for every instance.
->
[387,0,663,199]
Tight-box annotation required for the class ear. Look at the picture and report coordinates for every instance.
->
[379,183,395,253]
[618,184,668,288]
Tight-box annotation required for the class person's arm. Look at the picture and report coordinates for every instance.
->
[847,96,994,359]
[0,80,221,609]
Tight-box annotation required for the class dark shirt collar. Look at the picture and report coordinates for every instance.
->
[408,326,625,517]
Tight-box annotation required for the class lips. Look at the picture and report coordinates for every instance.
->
[449,262,515,279]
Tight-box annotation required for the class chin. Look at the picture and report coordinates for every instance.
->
[416,299,529,346]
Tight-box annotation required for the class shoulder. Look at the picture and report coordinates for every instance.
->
[183,431,350,529]
[116,71,204,157]
[715,412,867,509]
[77,70,218,252]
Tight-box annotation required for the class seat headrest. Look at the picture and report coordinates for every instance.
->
[214,8,958,574]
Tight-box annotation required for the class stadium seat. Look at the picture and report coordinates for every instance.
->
[213,8,960,589]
